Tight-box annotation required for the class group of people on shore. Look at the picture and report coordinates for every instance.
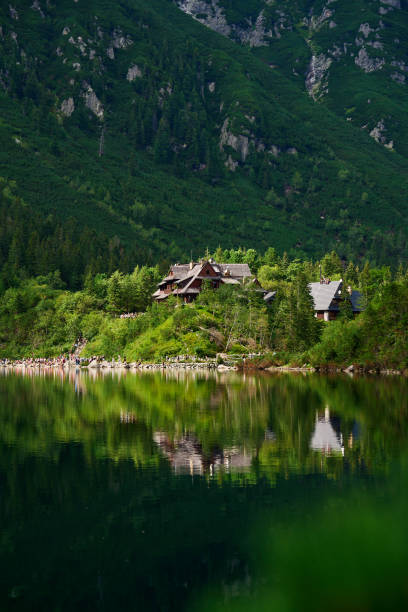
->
[0,354,135,369]
[0,355,86,369]
[0,351,257,370]
[119,313,139,319]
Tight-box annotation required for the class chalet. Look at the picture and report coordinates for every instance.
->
[153,260,253,303]
[309,279,363,321]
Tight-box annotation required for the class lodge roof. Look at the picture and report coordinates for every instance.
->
[153,261,253,302]
[309,280,342,311]
[213,263,252,277]
[263,290,277,304]
[309,280,363,312]
[169,264,191,278]
[168,262,252,280]
[350,290,364,312]
[221,277,240,285]
[176,287,200,295]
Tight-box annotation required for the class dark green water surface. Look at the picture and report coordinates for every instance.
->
[1,369,408,611]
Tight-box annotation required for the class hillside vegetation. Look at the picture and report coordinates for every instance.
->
[1,249,407,369]
[1,0,408,287]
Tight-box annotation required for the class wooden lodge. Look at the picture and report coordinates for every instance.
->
[309,279,363,321]
[153,262,361,317]
[153,260,253,303]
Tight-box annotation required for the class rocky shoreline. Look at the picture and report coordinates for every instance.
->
[0,358,405,376]
[0,357,239,372]
[260,364,406,376]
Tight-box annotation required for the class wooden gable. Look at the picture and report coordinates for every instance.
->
[199,262,218,277]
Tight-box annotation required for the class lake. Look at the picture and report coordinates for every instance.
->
[1,369,408,611]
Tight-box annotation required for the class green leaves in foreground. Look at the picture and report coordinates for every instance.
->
[193,480,408,612]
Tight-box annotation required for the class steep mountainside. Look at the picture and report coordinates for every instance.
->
[177,0,408,154]
[0,0,408,285]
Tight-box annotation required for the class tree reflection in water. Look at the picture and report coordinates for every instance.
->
[0,369,407,611]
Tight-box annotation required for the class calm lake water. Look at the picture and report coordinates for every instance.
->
[1,369,408,611]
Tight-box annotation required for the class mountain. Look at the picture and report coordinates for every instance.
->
[177,0,408,153]
[1,0,408,286]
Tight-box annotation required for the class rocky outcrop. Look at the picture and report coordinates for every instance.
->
[112,28,133,49]
[31,0,45,19]
[177,0,231,36]
[68,35,88,56]
[305,54,332,100]
[235,11,272,48]
[381,0,401,8]
[9,5,18,20]
[127,64,142,81]
[82,82,104,119]
[369,120,393,149]
[355,48,384,73]
[391,72,405,84]
[219,118,249,162]
[60,97,75,117]
[306,7,334,32]
[219,115,284,168]
[359,23,375,38]
[391,60,408,72]
[177,1,272,47]
[225,155,238,171]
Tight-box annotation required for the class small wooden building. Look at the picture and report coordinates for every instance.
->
[309,280,363,321]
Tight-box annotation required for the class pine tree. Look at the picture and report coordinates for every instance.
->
[107,271,123,313]
[321,251,343,278]
[154,117,172,163]
[274,272,320,353]
[339,294,354,321]
[345,262,358,286]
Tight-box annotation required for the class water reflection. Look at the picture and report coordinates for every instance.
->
[153,432,253,476]
[1,369,408,611]
[311,407,345,455]
[0,368,406,481]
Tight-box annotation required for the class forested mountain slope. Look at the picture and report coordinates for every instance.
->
[178,0,408,154]
[1,0,408,287]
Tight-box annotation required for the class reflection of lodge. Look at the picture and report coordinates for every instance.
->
[153,432,253,475]
[310,407,354,456]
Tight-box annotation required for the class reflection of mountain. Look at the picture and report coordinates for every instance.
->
[311,407,344,455]
[153,432,253,475]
